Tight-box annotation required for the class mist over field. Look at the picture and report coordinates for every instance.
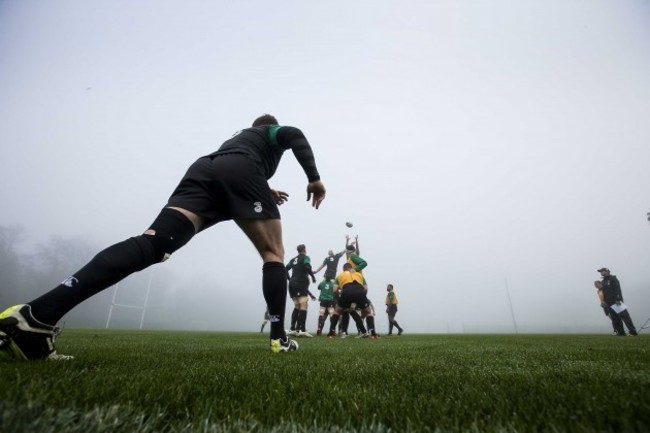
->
[2,224,648,334]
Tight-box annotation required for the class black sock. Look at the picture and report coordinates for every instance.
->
[262,261,288,340]
[394,320,402,332]
[389,321,394,334]
[341,313,350,333]
[366,316,376,336]
[329,315,340,334]
[296,310,307,331]
[29,237,154,325]
[350,310,366,334]
[290,308,299,330]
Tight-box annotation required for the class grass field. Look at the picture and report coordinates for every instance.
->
[1,330,648,433]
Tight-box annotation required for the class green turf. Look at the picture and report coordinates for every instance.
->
[1,331,648,432]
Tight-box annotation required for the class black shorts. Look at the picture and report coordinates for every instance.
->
[288,280,310,298]
[337,283,370,310]
[319,300,335,308]
[386,304,398,315]
[166,153,280,230]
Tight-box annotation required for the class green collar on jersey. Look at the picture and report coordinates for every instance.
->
[269,125,282,146]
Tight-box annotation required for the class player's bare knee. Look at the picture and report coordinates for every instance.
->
[140,208,195,263]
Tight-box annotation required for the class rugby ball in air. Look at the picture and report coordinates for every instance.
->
[345,222,353,228]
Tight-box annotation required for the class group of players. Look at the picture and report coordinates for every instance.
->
[261,235,404,339]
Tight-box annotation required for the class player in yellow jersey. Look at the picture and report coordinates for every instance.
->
[339,236,367,336]
[327,263,378,339]
[385,284,404,336]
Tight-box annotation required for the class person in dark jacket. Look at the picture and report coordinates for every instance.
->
[597,268,638,336]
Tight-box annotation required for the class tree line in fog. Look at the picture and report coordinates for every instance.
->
[0,224,223,330]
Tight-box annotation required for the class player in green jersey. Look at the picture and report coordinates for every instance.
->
[316,277,336,336]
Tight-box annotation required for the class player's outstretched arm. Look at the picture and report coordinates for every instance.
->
[345,235,355,252]
[278,126,323,206]
[351,255,367,272]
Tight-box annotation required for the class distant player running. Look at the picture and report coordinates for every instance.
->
[260,308,271,333]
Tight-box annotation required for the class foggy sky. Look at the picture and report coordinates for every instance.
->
[1,1,649,334]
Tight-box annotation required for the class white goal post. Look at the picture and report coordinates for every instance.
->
[105,271,153,330]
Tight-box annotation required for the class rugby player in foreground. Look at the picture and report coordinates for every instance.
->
[0,114,325,359]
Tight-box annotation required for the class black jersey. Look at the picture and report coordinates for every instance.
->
[208,125,320,182]
[286,253,314,284]
[322,252,344,279]
[166,123,320,228]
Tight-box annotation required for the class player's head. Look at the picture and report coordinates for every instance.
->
[328,250,334,256]
[597,267,610,276]
[252,114,278,126]
[387,284,393,292]
[343,263,352,272]
[346,244,356,255]
[297,244,306,253]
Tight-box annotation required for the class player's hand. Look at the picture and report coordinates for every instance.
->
[271,189,289,205]
[306,180,326,209]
